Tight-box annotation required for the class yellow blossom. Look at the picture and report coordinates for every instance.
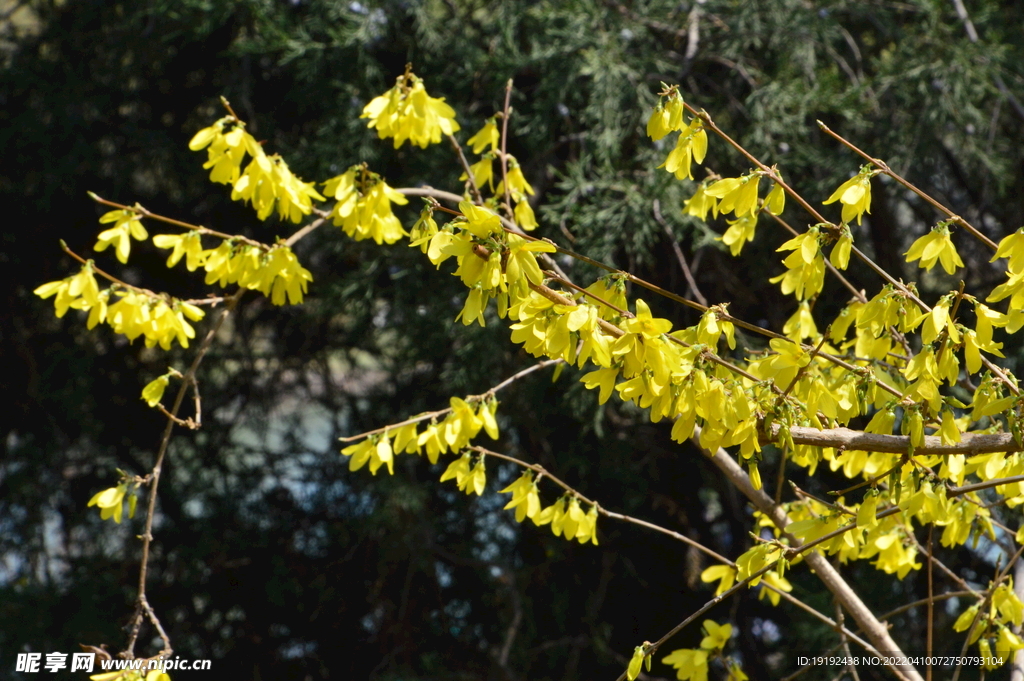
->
[905,224,964,274]
[362,72,460,148]
[95,210,148,264]
[823,166,875,225]
[87,483,133,524]
[466,117,500,153]
[141,375,170,407]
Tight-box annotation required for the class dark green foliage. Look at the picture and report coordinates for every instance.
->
[3,1,1024,679]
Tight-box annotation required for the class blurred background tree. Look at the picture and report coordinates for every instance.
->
[3,1,1024,679]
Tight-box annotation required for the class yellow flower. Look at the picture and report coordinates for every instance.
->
[683,183,719,221]
[361,73,460,149]
[189,116,259,185]
[992,227,1024,273]
[324,170,409,245]
[699,619,732,651]
[466,118,500,153]
[905,224,964,274]
[153,231,206,271]
[459,201,502,239]
[574,503,599,545]
[719,213,757,256]
[823,166,875,225]
[87,484,132,524]
[141,375,170,407]
[700,564,736,596]
[830,226,852,269]
[495,157,535,198]
[513,197,538,231]
[459,155,494,190]
[757,570,792,606]
[626,647,645,681]
[763,179,785,215]
[781,302,817,341]
[658,118,708,180]
[647,101,672,140]
[95,210,148,264]
[500,472,541,522]
[662,648,709,681]
[705,173,760,217]
[621,299,672,338]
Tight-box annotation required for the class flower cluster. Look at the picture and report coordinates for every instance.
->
[189,115,323,223]
[648,88,709,181]
[340,397,499,475]
[152,235,313,306]
[361,70,460,148]
[322,166,409,244]
[94,209,149,263]
[35,264,206,350]
[657,620,746,681]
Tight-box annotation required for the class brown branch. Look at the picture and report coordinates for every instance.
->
[767,423,1024,457]
[499,80,514,221]
[653,198,707,305]
[448,133,483,204]
[88,193,270,250]
[338,359,562,443]
[695,426,925,681]
[816,121,998,251]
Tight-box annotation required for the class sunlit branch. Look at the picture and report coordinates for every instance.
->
[338,359,562,443]
[816,120,998,251]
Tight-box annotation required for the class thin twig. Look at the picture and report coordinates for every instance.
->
[499,81,514,221]
[653,198,707,305]
[448,133,483,204]
[338,359,562,443]
[816,121,998,251]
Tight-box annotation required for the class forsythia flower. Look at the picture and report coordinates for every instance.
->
[658,118,708,180]
[905,223,964,274]
[141,375,170,407]
[513,198,538,231]
[992,227,1024,273]
[232,152,325,223]
[499,471,541,522]
[705,173,760,218]
[823,166,876,225]
[459,155,494,190]
[701,564,736,596]
[626,646,646,681]
[459,201,503,239]
[719,213,757,256]
[830,225,853,269]
[34,264,100,318]
[763,178,785,215]
[189,115,261,185]
[341,435,395,475]
[361,71,460,148]
[94,210,148,264]
[153,231,205,271]
[646,89,684,140]
[87,483,134,524]
[683,182,719,221]
[323,167,409,244]
[495,156,535,199]
[466,117,500,153]
[190,114,322,221]
[700,620,732,650]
